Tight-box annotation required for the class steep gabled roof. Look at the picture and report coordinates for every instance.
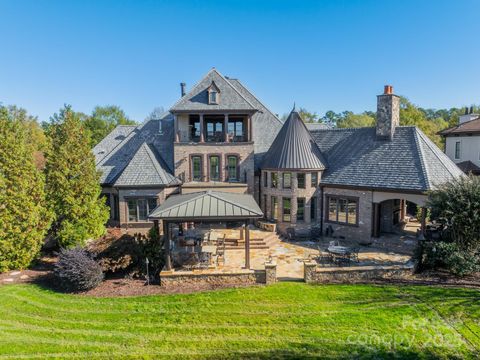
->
[95,113,176,186]
[114,142,181,187]
[261,110,327,170]
[149,191,263,220]
[170,68,257,112]
[439,117,480,136]
[310,126,464,192]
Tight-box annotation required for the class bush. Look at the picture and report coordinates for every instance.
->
[418,241,480,277]
[89,226,164,279]
[54,247,104,291]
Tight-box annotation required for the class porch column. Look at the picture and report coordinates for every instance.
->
[420,207,427,236]
[163,221,172,271]
[199,114,205,143]
[372,203,380,238]
[240,225,244,240]
[247,115,252,142]
[244,222,250,269]
[224,114,229,142]
[400,199,406,222]
[174,114,179,143]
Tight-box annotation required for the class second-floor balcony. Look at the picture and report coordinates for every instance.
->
[175,114,251,143]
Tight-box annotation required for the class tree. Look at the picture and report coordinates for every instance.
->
[298,108,319,123]
[6,105,47,169]
[84,105,136,147]
[428,176,480,253]
[336,112,375,128]
[0,106,51,271]
[45,105,109,248]
[399,97,448,148]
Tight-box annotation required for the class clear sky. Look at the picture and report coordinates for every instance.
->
[1,0,479,122]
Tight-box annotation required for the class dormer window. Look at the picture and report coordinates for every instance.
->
[207,81,220,105]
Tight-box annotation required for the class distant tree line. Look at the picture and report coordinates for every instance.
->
[286,98,479,148]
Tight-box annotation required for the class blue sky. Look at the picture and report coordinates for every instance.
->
[1,0,479,122]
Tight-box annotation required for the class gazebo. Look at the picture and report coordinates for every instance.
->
[149,191,263,271]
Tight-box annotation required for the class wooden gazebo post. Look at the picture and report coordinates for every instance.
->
[244,221,250,269]
[163,220,172,271]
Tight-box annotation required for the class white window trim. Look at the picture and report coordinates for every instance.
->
[454,140,461,160]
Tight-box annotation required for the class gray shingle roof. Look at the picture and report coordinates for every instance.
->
[95,113,177,186]
[226,78,283,168]
[149,191,263,220]
[114,142,181,187]
[310,126,464,192]
[93,125,136,164]
[170,69,257,112]
[261,110,327,170]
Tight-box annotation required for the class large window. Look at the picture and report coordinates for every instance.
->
[127,198,157,222]
[206,120,223,142]
[189,115,201,141]
[191,155,203,181]
[311,196,317,221]
[272,196,278,220]
[227,155,239,181]
[283,172,291,189]
[297,198,305,221]
[297,173,305,189]
[283,197,291,222]
[455,141,461,160]
[209,155,220,181]
[311,172,318,188]
[271,172,278,188]
[327,196,358,225]
[228,118,245,142]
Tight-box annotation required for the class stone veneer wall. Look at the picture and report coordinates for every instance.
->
[160,263,277,287]
[304,262,414,284]
[322,186,373,242]
[174,143,255,194]
[260,170,322,234]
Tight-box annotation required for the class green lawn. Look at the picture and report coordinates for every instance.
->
[0,283,479,359]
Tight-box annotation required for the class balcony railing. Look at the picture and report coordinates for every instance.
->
[176,131,248,143]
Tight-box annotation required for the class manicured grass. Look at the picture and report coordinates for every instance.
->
[0,283,479,359]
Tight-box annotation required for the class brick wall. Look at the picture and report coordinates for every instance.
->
[174,143,255,194]
[322,186,373,242]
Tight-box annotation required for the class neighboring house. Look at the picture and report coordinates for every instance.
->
[439,110,480,175]
[95,71,463,240]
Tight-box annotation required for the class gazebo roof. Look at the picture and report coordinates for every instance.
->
[149,191,263,221]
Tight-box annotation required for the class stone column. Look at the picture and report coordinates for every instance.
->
[244,222,250,269]
[304,262,317,284]
[400,199,406,222]
[224,114,229,142]
[265,263,277,284]
[174,114,179,143]
[199,114,205,143]
[247,115,252,142]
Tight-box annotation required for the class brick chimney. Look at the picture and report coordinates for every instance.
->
[376,85,400,140]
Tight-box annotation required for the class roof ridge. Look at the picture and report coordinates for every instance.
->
[228,78,282,124]
[151,191,208,215]
[95,125,139,166]
[169,69,214,111]
[413,127,432,190]
[415,127,460,180]
[211,69,257,110]
[439,116,480,134]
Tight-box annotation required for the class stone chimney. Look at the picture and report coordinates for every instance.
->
[376,85,400,140]
[180,82,186,97]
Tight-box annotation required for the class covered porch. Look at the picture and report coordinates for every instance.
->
[149,191,275,286]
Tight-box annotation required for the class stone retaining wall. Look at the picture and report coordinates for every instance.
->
[160,263,277,287]
[304,262,414,284]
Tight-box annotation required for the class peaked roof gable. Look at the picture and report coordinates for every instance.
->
[261,110,327,170]
[149,191,263,219]
[170,68,257,112]
[114,142,180,187]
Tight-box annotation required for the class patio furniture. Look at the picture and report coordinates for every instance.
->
[216,235,226,266]
[327,245,353,266]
